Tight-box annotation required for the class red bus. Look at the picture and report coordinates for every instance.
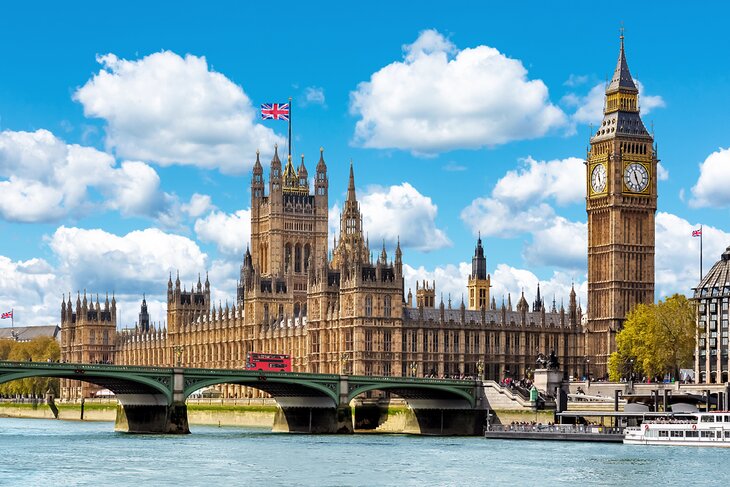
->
[245,352,291,372]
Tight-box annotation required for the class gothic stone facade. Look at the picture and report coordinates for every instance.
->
[61,148,586,398]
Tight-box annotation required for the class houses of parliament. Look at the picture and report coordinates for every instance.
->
[60,34,657,396]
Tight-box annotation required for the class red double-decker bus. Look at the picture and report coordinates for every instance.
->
[245,352,291,372]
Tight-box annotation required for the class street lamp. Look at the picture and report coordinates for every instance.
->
[410,361,418,377]
[340,352,350,375]
[173,346,184,367]
[585,358,591,382]
[476,360,485,381]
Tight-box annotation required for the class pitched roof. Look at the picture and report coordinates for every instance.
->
[0,325,60,342]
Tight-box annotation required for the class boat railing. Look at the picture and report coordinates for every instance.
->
[485,424,623,435]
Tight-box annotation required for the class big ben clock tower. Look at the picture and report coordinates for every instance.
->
[586,32,657,375]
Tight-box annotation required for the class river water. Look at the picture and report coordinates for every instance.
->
[0,418,727,486]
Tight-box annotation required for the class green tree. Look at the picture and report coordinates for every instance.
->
[0,337,61,397]
[608,294,696,382]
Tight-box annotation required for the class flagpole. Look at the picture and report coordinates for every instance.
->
[700,224,703,282]
[288,96,292,159]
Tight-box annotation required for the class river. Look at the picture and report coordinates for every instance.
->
[0,418,726,486]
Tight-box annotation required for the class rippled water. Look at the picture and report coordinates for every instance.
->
[0,418,727,486]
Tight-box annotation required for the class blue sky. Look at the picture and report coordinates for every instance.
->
[1,1,729,327]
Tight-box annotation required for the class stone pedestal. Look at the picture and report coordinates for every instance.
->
[533,369,563,395]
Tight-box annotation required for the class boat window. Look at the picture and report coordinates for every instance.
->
[686,431,699,438]
[701,416,715,423]
[724,431,730,438]
[725,415,730,422]
[658,430,669,437]
[701,431,714,437]
[670,431,683,437]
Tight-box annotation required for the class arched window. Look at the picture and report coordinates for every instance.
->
[365,295,372,317]
[285,243,292,272]
[304,244,311,272]
[384,295,392,317]
[294,302,301,317]
[263,304,269,324]
[295,244,302,273]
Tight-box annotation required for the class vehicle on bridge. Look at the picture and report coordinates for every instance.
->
[245,353,291,372]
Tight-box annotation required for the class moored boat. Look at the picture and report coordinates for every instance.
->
[624,412,730,447]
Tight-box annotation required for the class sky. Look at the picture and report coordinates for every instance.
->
[1,1,730,328]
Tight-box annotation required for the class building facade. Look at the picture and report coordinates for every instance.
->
[60,149,587,397]
[60,292,117,397]
[586,34,658,376]
[694,246,730,383]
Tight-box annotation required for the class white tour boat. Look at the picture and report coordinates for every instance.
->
[624,412,730,447]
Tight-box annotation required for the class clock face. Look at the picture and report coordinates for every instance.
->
[590,164,607,194]
[624,163,649,192]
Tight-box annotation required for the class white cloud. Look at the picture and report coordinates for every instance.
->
[360,182,451,252]
[655,212,730,298]
[74,51,284,174]
[492,156,586,206]
[194,209,251,256]
[657,162,669,181]
[403,262,471,305]
[461,155,587,271]
[181,193,215,218]
[303,86,326,106]
[568,80,665,125]
[523,217,587,271]
[0,256,65,326]
[350,29,567,154]
[49,226,208,295]
[403,262,586,310]
[0,129,168,223]
[690,147,730,208]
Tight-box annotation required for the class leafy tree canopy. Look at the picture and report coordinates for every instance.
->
[608,294,696,382]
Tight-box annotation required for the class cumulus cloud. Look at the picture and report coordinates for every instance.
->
[74,51,284,174]
[461,155,587,270]
[403,262,586,310]
[492,156,586,206]
[0,129,169,223]
[181,193,215,218]
[194,209,251,256]
[523,218,587,270]
[0,256,66,326]
[567,80,665,125]
[655,212,730,298]
[690,147,730,208]
[350,29,567,154]
[360,182,451,252]
[49,226,208,294]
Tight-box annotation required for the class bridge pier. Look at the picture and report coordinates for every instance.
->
[272,397,353,434]
[114,401,190,434]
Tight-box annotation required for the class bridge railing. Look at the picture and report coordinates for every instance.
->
[0,360,174,374]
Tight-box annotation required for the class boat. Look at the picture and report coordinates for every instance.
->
[624,412,730,447]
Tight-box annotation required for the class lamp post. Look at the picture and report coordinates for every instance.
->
[585,358,591,383]
[476,360,485,381]
[340,352,350,375]
[410,361,418,377]
[173,346,183,367]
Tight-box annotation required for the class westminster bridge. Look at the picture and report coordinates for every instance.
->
[0,361,485,435]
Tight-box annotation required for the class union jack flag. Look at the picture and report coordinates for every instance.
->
[261,103,290,121]
[692,229,702,237]
[1,311,12,319]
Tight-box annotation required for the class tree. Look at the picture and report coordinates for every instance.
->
[0,337,61,397]
[608,294,696,382]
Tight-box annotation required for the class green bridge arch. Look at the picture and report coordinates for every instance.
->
[181,372,340,405]
[347,378,477,408]
[0,362,173,402]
